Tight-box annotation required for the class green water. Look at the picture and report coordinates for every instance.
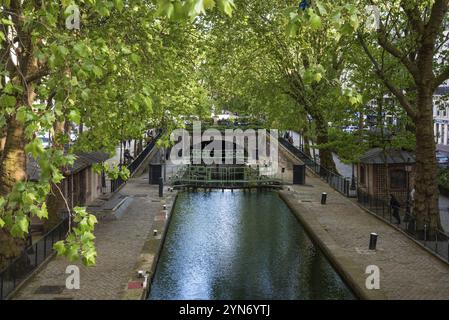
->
[148,191,355,300]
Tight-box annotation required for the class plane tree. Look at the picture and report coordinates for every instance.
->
[0,0,235,267]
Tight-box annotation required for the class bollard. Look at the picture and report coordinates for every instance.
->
[163,204,167,210]
[153,230,158,236]
[369,233,378,250]
[321,192,327,205]
[159,177,163,198]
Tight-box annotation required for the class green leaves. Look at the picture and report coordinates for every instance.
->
[156,0,234,20]
[25,138,45,159]
[53,207,98,266]
[217,0,235,17]
[157,0,175,19]
[68,109,81,124]
[114,0,124,12]
[309,12,322,30]
[0,94,17,108]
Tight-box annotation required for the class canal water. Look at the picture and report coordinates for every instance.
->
[148,191,355,300]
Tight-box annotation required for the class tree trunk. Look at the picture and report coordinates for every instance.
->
[0,116,27,195]
[0,125,6,156]
[315,118,336,172]
[414,91,441,232]
[0,114,27,267]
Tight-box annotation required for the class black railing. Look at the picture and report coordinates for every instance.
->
[357,189,449,262]
[111,131,161,193]
[0,217,69,300]
[279,137,352,197]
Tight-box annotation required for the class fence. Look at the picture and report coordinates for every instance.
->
[279,137,352,197]
[357,189,449,262]
[111,131,161,193]
[171,165,283,189]
[280,135,449,264]
[0,217,70,300]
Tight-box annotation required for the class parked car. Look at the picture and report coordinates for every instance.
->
[436,152,449,168]
[38,135,50,149]
[342,125,358,133]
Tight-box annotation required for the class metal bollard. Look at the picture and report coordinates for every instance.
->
[159,177,163,198]
[153,229,158,236]
[369,233,378,250]
[321,192,327,205]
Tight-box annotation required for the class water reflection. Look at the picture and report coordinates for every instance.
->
[148,191,355,300]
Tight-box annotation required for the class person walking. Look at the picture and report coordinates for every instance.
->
[390,194,401,224]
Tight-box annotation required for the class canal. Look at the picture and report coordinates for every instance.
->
[148,191,355,300]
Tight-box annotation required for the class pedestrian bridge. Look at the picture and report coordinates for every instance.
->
[170,165,283,190]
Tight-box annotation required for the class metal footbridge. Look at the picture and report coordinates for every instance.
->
[170,165,283,190]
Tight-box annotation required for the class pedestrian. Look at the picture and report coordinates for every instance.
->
[390,194,401,224]
[124,149,134,164]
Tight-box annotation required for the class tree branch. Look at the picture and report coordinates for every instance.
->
[434,66,449,89]
[400,0,425,34]
[358,34,417,120]
[377,25,420,82]
[25,68,48,83]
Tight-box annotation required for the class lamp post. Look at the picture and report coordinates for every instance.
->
[350,163,356,191]
[405,157,412,215]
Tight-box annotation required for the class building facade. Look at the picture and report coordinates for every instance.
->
[433,85,449,146]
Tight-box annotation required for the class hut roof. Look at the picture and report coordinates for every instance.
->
[359,148,415,165]
[27,151,110,181]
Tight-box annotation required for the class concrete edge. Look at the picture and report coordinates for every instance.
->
[120,191,179,300]
[278,191,387,300]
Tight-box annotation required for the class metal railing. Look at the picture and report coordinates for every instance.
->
[111,131,161,193]
[170,165,283,189]
[357,189,449,262]
[279,137,352,197]
[0,217,70,300]
[279,136,449,264]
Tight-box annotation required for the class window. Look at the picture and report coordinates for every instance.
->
[390,169,406,189]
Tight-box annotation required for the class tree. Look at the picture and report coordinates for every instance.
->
[203,0,361,171]
[286,0,449,231]
[0,0,235,267]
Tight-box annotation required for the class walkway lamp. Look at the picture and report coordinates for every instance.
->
[350,163,356,191]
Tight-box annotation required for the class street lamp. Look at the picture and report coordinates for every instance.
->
[350,162,356,191]
[405,157,413,215]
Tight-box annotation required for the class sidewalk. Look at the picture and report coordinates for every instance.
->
[12,172,176,300]
[280,172,449,299]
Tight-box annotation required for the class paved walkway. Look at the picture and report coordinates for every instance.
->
[281,171,449,299]
[13,173,176,300]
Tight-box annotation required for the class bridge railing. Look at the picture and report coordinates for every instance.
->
[279,137,352,197]
[171,165,282,188]
[111,131,162,193]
